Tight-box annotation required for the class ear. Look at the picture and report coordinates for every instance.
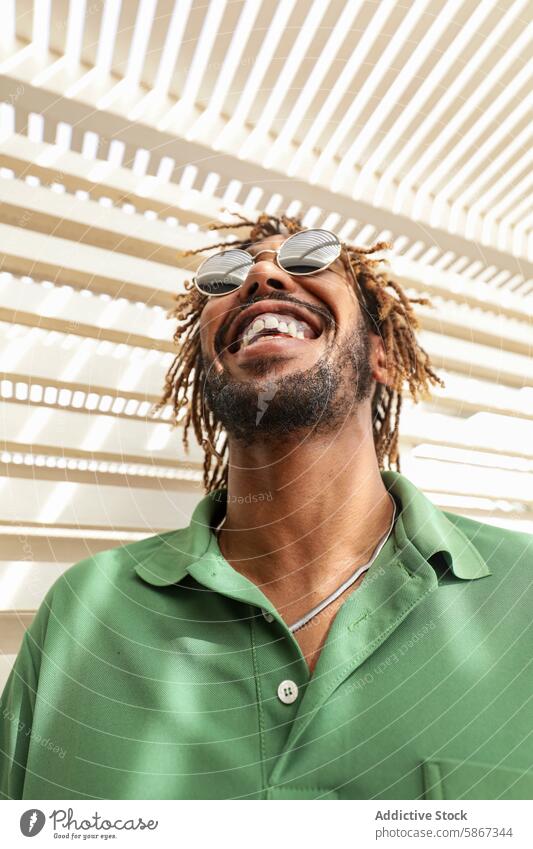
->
[369,331,394,389]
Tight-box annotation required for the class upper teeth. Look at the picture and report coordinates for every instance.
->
[241,312,308,347]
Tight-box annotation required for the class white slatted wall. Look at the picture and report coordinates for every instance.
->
[0,0,532,689]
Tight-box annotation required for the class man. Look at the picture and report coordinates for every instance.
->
[1,213,531,800]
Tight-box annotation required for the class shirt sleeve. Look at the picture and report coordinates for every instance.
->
[0,629,41,799]
[0,586,54,800]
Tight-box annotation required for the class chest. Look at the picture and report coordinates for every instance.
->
[31,573,531,800]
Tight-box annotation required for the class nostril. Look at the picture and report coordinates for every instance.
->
[247,279,283,294]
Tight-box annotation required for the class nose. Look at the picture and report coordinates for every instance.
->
[238,253,291,302]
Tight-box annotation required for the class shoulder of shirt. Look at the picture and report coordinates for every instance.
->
[16,528,193,672]
[72,527,190,576]
[33,527,192,617]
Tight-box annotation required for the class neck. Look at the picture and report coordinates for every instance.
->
[217,410,395,613]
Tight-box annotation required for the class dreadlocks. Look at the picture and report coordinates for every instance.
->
[153,212,443,492]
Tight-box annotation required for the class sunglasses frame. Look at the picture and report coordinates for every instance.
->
[193,228,343,297]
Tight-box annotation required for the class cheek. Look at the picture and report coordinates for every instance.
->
[338,281,360,314]
[199,305,222,350]
[306,276,358,320]
[328,293,360,336]
[199,301,233,364]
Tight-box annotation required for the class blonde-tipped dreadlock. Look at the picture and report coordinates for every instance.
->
[153,212,444,492]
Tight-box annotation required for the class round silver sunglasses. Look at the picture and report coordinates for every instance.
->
[193,228,342,297]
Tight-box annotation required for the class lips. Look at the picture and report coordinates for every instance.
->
[227,302,323,354]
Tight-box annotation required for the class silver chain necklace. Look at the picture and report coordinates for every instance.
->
[214,494,396,633]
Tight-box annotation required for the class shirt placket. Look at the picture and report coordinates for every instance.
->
[185,538,310,794]
[268,528,439,791]
[248,605,311,791]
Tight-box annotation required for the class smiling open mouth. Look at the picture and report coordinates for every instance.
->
[228,311,321,354]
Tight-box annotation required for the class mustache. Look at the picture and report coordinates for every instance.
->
[214,291,336,355]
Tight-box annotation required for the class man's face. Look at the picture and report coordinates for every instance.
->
[198,233,384,442]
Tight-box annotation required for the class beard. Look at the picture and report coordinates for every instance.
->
[201,318,374,445]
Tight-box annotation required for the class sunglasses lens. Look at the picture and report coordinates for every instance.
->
[195,249,252,296]
[278,229,341,274]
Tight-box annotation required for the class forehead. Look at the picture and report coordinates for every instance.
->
[247,234,285,254]
[247,233,347,276]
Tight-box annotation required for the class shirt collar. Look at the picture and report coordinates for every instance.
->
[134,490,223,587]
[381,471,490,580]
[134,471,490,587]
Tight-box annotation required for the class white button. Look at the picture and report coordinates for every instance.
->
[261,608,275,623]
[277,680,298,704]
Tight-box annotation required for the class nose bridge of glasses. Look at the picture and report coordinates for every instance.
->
[240,248,281,286]
[249,248,278,263]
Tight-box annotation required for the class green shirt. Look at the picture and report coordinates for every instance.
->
[1,472,532,800]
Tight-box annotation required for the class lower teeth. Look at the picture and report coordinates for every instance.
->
[246,332,293,348]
